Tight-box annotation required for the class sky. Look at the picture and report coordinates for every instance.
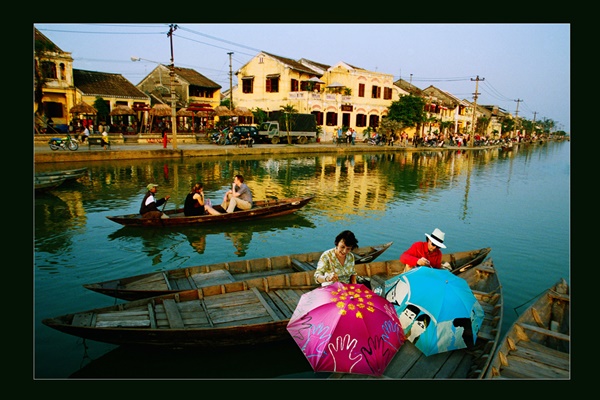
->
[34,23,570,132]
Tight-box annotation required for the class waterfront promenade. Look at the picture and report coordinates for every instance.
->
[34,140,481,164]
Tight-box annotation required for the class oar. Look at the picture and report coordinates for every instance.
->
[161,198,169,212]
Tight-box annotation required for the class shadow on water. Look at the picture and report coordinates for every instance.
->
[69,339,325,379]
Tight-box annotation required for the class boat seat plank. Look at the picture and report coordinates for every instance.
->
[190,269,236,287]
[382,341,424,378]
[267,289,302,317]
[72,312,95,327]
[514,340,570,367]
[170,277,194,291]
[126,273,168,290]
[291,258,316,272]
[95,308,150,328]
[250,287,282,321]
[163,299,185,329]
[517,322,570,342]
[501,353,569,379]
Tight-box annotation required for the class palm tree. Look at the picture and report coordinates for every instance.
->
[280,104,298,145]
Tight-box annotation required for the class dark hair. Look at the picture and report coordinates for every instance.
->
[191,183,203,192]
[235,174,245,183]
[334,230,358,249]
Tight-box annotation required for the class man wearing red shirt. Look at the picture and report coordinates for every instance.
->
[400,228,449,272]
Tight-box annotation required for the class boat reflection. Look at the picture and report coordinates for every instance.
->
[107,213,316,257]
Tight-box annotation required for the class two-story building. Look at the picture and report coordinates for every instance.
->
[232,51,407,141]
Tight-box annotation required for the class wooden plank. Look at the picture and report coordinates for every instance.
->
[162,272,172,290]
[72,312,94,327]
[163,299,185,329]
[517,322,570,342]
[251,287,282,321]
[147,303,156,329]
[291,258,315,272]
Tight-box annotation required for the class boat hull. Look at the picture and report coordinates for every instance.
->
[106,196,314,227]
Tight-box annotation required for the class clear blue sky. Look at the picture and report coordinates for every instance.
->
[35,23,570,132]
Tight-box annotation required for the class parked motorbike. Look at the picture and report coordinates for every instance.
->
[366,135,385,146]
[48,133,79,151]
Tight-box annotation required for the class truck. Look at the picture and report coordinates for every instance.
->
[258,112,317,144]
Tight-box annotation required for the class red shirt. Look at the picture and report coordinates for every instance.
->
[400,241,442,269]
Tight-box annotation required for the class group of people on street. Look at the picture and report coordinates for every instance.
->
[313,227,451,287]
[335,127,357,146]
[139,174,254,219]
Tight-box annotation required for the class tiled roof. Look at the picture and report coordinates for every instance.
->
[173,66,221,89]
[74,69,149,99]
[394,79,423,96]
[262,51,321,75]
[34,27,64,53]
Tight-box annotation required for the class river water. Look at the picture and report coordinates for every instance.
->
[34,141,570,379]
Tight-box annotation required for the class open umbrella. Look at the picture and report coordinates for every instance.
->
[377,267,484,356]
[287,282,405,376]
[307,76,325,84]
[214,105,235,117]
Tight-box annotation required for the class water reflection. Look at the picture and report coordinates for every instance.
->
[108,213,315,258]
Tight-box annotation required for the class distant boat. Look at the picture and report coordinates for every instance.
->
[35,167,88,182]
[82,241,394,300]
[35,175,66,192]
[484,278,569,379]
[106,196,315,227]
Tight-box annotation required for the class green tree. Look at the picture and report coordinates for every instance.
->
[94,97,110,126]
[387,95,426,128]
[280,104,298,145]
[252,107,268,125]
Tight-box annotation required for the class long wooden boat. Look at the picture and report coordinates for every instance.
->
[83,242,394,301]
[43,248,493,352]
[106,196,314,227]
[332,257,503,379]
[35,167,88,181]
[484,278,569,379]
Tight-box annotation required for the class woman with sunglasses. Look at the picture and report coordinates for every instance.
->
[400,228,451,272]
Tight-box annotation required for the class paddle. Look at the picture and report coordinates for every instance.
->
[161,198,169,212]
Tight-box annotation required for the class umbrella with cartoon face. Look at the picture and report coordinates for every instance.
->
[375,267,484,356]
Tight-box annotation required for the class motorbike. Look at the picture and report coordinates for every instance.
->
[366,135,385,146]
[48,133,79,151]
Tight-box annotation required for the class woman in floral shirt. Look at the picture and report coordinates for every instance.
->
[314,230,359,286]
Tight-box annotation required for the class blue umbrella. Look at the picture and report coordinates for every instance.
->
[373,267,484,356]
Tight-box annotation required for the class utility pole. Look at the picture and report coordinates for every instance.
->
[514,98,522,138]
[469,75,484,147]
[532,111,537,136]
[228,52,234,110]
[167,24,178,150]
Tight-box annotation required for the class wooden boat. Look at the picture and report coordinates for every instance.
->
[83,242,394,301]
[332,258,503,379]
[43,248,494,351]
[35,167,88,181]
[484,278,569,379]
[106,196,315,227]
[35,175,67,192]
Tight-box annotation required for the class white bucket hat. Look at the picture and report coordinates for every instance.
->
[425,228,446,248]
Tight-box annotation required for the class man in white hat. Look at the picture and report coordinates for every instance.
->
[140,183,171,219]
[399,228,451,272]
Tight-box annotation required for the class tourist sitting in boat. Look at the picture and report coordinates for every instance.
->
[221,174,253,213]
[400,228,451,272]
[140,183,170,219]
[184,183,220,216]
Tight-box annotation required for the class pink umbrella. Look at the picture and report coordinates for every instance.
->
[287,282,405,376]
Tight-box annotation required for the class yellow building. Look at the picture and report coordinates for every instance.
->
[232,51,408,142]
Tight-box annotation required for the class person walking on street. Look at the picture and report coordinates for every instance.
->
[140,183,170,219]
[162,128,168,149]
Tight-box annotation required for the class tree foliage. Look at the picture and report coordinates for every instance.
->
[386,95,426,128]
